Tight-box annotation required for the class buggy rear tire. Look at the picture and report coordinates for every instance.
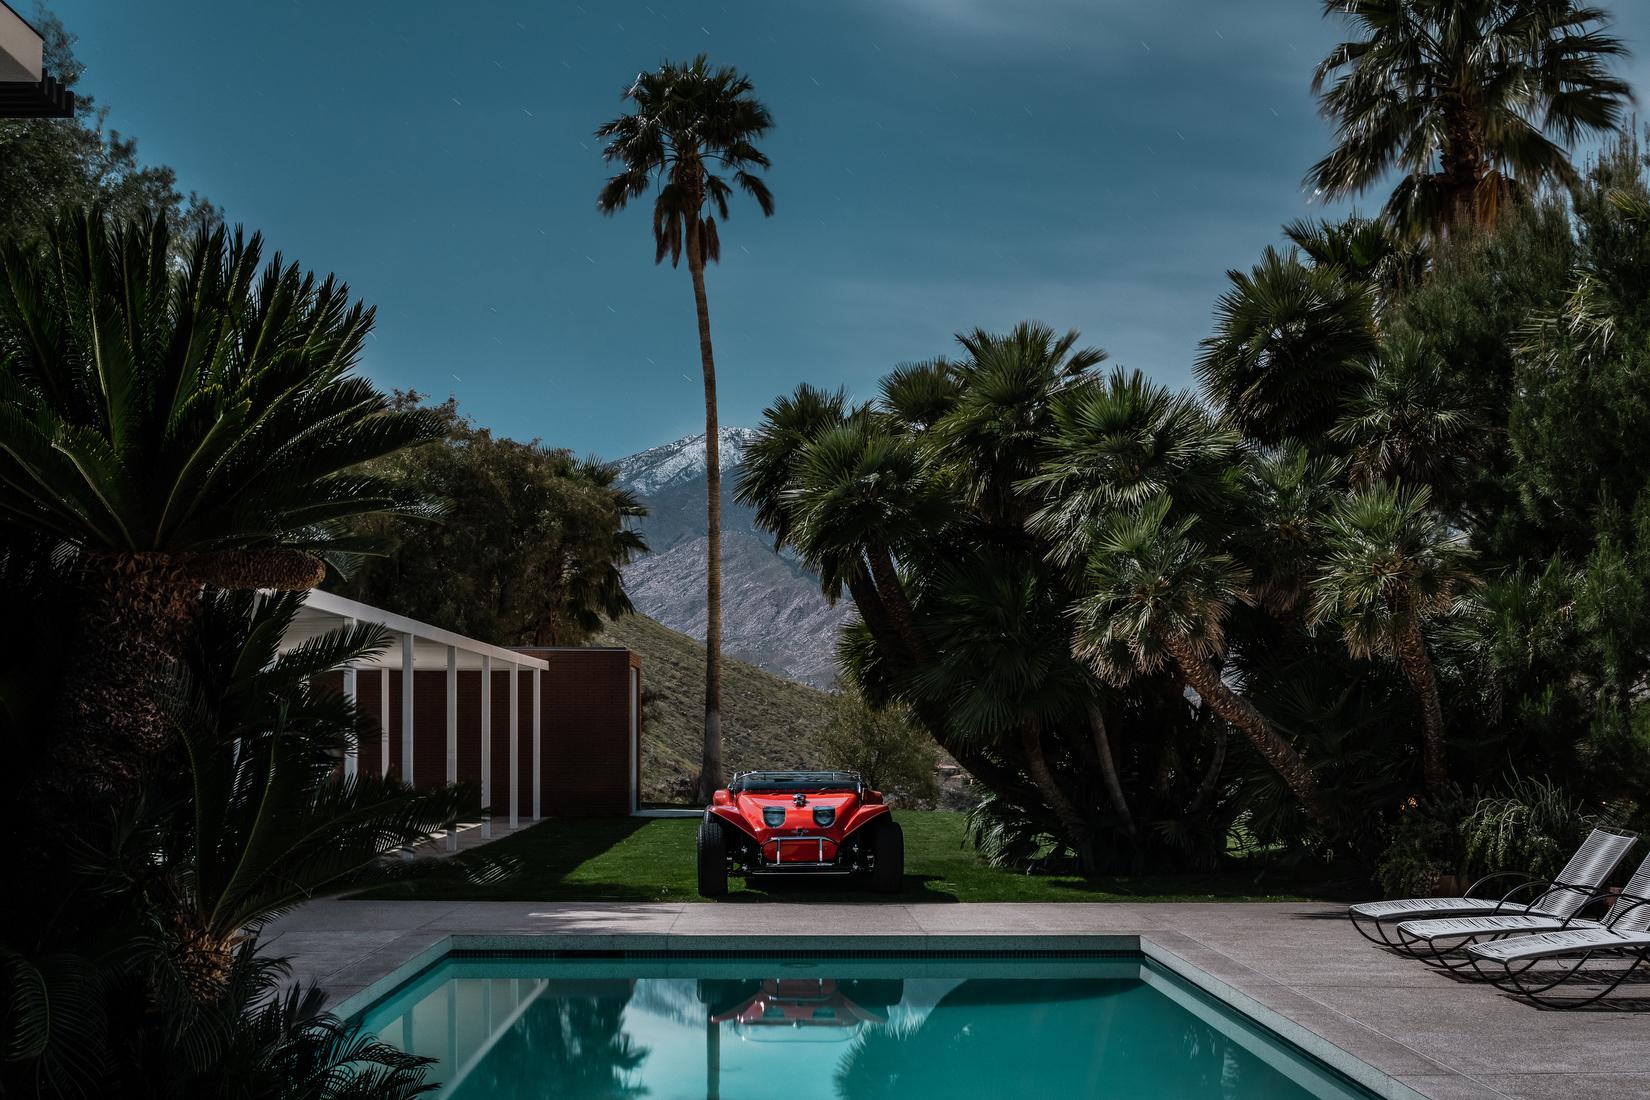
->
[697,813,729,898]
[870,820,904,894]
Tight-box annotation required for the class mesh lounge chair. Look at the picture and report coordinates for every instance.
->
[1394,850,1650,970]
[1466,882,1650,1007]
[1347,827,1637,948]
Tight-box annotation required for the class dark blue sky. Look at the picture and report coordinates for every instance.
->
[48,1,1650,458]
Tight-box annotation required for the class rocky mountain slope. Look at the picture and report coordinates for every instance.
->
[595,613,836,803]
[615,428,852,688]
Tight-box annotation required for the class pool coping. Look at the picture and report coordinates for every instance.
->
[328,931,1427,1100]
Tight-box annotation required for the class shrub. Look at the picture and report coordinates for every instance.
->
[821,690,939,807]
[1460,774,1610,883]
[1375,790,1470,898]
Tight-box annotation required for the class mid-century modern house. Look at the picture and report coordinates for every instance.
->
[287,591,642,844]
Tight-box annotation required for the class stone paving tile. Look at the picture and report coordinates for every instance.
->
[1392,1076,1513,1100]
[1472,1073,1650,1100]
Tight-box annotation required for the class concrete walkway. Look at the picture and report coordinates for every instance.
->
[263,899,1649,1100]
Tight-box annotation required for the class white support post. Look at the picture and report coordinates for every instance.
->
[508,663,519,831]
[379,667,390,778]
[446,645,458,852]
[531,668,542,820]
[480,654,493,839]
[629,666,640,815]
[401,633,416,785]
[342,618,358,779]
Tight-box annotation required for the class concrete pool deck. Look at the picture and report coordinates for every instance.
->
[264,899,1649,1100]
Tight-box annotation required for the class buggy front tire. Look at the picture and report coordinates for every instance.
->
[870,820,904,894]
[697,813,729,897]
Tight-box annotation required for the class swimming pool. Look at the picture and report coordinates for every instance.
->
[352,950,1380,1099]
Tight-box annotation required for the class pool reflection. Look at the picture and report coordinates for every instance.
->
[367,970,1362,1099]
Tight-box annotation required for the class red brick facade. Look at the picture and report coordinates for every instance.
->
[336,647,639,818]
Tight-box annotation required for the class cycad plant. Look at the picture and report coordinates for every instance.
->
[596,55,775,800]
[0,210,442,810]
[1309,0,1633,235]
[1,588,477,1095]
[1310,483,1477,794]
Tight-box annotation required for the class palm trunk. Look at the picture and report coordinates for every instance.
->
[1166,637,1329,826]
[41,553,201,815]
[1394,621,1450,795]
[1186,722,1228,818]
[867,544,926,660]
[686,228,724,801]
[1084,701,1136,843]
[1020,719,1095,873]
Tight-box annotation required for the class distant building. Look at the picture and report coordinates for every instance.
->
[1,2,74,118]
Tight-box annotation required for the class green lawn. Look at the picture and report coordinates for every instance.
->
[354,811,1356,903]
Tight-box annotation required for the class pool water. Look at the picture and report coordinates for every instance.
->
[355,953,1375,1100]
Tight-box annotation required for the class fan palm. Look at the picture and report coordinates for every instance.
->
[1075,499,1329,824]
[930,321,1106,522]
[785,421,948,660]
[596,55,774,800]
[1309,0,1633,235]
[0,209,442,810]
[915,550,1101,870]
[1196,246,1378,446]
[1310,482,1477,793]
[1332,333,1478,492]
[1282,215,1430,308]
[734,382,853,551]
[1024,368,1241,568]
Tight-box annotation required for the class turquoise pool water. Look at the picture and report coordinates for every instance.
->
[354,953,1375,1099]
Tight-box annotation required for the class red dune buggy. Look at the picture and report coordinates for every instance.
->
[696,770,904,896]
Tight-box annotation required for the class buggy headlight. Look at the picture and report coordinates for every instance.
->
[763,806,786,828]
[813,807,836,827]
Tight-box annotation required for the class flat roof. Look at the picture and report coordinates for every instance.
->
[280,589,549,672]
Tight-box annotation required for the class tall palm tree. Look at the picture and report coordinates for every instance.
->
[1075,500,1330,824]
[1310,483,1477,793]
[0,210,442,810]
[1309,0,1633,235]
[596,55,774,800]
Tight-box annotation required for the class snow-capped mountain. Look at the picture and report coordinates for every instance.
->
[615,428,851,689]
[614,426,760,498]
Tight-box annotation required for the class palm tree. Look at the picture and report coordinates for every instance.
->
[0,210,442,811]
[929,322,1105,521]
[596,55,775,800]
[785,422,947,661]
[1309,0,1633,235]
[734,382,853,552]
[1310,483,1477,793]
[915,550,1102,870]
[1024,367,1241,569]
[1075,500,1330,824]
[1332,333,1478,492]
[1196,245,1378,446]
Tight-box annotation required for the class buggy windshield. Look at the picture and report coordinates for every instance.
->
[730,770,862,793]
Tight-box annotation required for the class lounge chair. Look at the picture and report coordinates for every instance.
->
[1394,849,1650,969]
[1347,827,1637,948]
[1467,881,1650,1007]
